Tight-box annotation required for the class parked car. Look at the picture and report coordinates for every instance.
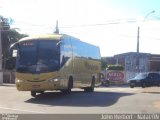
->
[128,72,160,88]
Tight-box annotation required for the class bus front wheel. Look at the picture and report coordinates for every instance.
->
[31,91,37,97]
[61,77,73,94]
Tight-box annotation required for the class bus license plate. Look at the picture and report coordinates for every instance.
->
[32,85,40,89]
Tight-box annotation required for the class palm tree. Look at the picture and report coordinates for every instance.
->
[0,15,28,69]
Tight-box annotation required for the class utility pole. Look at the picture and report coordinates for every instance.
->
[136,10,155,72]
[0,18,3,84]
[136,10,155,53]
[54,20,59,34]
[136,26,140,53]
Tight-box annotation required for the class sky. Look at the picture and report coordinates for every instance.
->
[0,0,160,57]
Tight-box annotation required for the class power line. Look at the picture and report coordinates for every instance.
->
[12,18,160,30]
[59,19,137,28]
[11,19,137,28]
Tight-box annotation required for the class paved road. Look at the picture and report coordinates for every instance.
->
[0,85,160,114]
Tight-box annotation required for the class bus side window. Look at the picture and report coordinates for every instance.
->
[60,40,64,67]
[60,39,70,67]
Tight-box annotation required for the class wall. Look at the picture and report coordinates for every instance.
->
[106,70,125,84]
[104,70,138,84]
[3,70,15,84]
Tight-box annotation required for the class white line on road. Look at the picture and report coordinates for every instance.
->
[0,106,46,114]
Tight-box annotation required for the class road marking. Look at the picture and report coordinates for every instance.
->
[0,106,45,113]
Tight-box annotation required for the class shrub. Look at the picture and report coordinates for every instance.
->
[107,64,124,70]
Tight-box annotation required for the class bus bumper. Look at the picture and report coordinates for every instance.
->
[16,79,62,91]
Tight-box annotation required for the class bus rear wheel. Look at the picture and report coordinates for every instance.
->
[84,77,95,92]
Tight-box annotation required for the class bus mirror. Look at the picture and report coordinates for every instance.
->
[56,41,62,46]
[9,42,18,58]
[12,50,17,57]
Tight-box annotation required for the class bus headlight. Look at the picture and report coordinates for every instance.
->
[16,79,24,82]
[48,78,59,82]
[54,78,58,82]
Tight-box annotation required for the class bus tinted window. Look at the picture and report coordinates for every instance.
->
[17,40,60,73]
[71,38,100,60]
[19,41,37,65]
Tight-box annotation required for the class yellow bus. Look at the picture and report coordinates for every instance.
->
[10,34,101,97]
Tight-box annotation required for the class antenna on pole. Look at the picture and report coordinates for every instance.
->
[54,20,59,34]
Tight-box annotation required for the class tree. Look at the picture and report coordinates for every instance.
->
[106,64,124,70]
[101,57,108,70]
[0,16,28,69]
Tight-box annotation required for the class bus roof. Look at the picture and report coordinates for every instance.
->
[19,34,63,42]
[18,34,99,49]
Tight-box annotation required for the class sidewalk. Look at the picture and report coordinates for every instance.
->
[0,83,16,87]
[142,87,160,93]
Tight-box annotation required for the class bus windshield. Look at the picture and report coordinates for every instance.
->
[17,40,60,73]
